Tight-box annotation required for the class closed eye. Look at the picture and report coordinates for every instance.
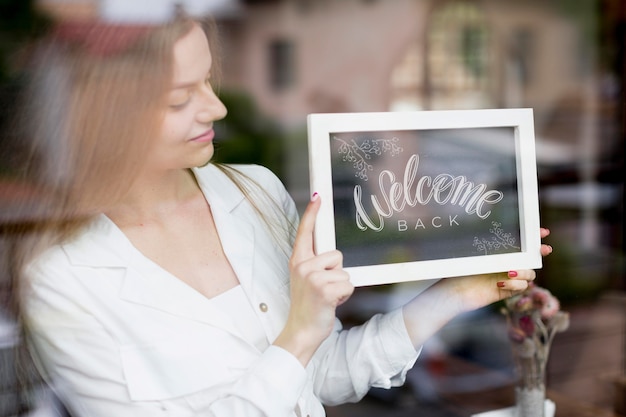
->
[168,72,212,110]
[168,90,193,110]
[169,100,190,111]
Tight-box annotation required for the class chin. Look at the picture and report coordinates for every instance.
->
[196,158,213,168]
[193,145,214,168]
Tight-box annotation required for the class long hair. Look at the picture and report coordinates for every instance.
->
[7,15,231,263]
[15,18,194,233]
[215,163,297,259]
[2,15,229,413]
[6,8,295,342]
[3,15,198,330]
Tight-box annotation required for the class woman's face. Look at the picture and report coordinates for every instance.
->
[150,23,227,172]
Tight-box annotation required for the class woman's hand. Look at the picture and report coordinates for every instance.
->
[450,227,553,311]
[402,228,553,348]
[273,193,354,367]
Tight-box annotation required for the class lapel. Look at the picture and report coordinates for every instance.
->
[62,165,258,336]
[120,256,237,332]
[194,165,256,297]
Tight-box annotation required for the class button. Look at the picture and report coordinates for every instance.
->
[259,302,268,312]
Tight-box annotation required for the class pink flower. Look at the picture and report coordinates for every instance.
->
[531,286,547,300]
[514,296,534,312]
[540,296,560,319]
[531,287,561,319]
[519,315,535,336]
[502,285,568,347]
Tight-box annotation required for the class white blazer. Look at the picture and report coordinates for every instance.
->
[23,164,419,417]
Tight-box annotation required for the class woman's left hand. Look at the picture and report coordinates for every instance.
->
[402,228,553,348]
[453,227,552,311]
[499,227,552,292]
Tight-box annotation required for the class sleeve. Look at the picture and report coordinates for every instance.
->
[310,308,421,406]
[23,254,309,417]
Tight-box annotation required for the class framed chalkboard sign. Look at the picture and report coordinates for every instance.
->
[307,109,542,287]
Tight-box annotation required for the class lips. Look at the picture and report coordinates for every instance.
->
[189,128,215,143]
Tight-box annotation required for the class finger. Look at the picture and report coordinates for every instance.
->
[307,262,350,284]
[507,269,536,281]
[313,273,353,303]
[291,193,321,263]
[337,291,353,306]
[541,244,553,256]
[497,279,530,293]
[293,251,345,282]
[312,250,343,271]
[540,228,551,238]
[328,280,355,306]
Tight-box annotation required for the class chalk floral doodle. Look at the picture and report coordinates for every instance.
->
[333,136,403,181]
[473,221,520,255]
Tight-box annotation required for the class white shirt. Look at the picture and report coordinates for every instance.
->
[211,285,269,352]
[23,164,420,417]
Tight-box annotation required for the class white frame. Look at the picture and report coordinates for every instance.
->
[307,109,542,287]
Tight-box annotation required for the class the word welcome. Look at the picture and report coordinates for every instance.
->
[354,154,504,231]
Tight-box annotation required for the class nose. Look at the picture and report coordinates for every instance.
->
[196,85,227,123]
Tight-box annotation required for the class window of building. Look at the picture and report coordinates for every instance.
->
[268,38,295,92]
[510,28,534,87]
[426,0,491,109]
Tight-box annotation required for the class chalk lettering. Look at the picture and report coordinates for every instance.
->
[432,216,442,228]
[397,216,462,232]
[354,154,504,231]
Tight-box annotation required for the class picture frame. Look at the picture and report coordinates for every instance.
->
[307,108,542,287]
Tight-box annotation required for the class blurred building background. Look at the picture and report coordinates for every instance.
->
[1,0,625,416]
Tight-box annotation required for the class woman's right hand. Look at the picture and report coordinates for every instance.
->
[273,193,354,367]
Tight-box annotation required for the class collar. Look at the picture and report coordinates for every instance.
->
[61,164,246,268]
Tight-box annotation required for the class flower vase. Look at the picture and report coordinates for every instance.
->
[502,284,570,417]
[512,345,546,417]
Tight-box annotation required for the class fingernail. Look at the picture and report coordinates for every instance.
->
[497,281,506,288]
[311,192,319,201]
[508,271,518,278]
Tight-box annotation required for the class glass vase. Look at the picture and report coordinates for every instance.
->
[512,340,546,417]
[502,285,569,417]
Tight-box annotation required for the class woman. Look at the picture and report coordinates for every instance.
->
[12,14,552,417]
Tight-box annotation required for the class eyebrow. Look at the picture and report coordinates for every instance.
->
[172,70,212,90]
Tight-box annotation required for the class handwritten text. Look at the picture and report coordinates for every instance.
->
[354,154,504,231]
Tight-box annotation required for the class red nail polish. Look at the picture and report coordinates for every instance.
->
[508,271,518,278]
[311,192,319,201]
[497,281,506,288]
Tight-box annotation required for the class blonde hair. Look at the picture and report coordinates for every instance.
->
[215,164,297,258]
[17,18,192,227]
[5,14,296,400]
[9,13,294,291]
[6,15,214,310]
